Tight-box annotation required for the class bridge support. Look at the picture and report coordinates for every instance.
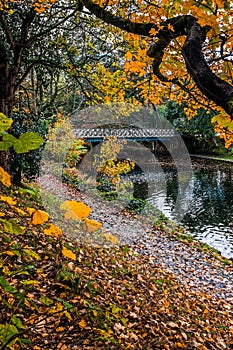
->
[152,141,157,156]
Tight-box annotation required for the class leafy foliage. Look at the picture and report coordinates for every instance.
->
[0,114,43,154]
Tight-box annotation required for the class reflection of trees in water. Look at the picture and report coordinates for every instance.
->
[182,168,233,226]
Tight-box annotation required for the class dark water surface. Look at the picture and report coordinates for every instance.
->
[131,158,233,259]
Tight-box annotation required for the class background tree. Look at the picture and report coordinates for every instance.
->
[1,0,233,182]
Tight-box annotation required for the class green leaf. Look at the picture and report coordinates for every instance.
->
[0,323,19,346]
[0,276,18,293]
[11,316,25,330]
[0,141,10,151]
[56,297,73,309]
[0,113,13,132]
[13,132,43,153]
[0,219,25,235]
[2,133,18,146]
[39,295,54,306]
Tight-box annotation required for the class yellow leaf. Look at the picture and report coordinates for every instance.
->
[2,250,15,256]
[82,218,102,233]
[92,310,98,317]
[31,210,49,225]
[56,327,65,332]
[11,206,28,216]
[78,319,87,328]
[0,212,5,217]
[26,207,36,215]
[62,247,76,261]
[103,233,119,245]
[0,196,16,205]
[24,249,41,260]
[60,200,91,220]
[44,223,62,238]
[0,167,11,187]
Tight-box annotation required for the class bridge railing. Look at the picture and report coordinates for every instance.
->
[73,128,175,139]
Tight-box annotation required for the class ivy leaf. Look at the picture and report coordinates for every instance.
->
[2,133,18,148]
[13,132,43,153]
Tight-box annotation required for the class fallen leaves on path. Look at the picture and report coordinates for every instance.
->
[0,183,233,349]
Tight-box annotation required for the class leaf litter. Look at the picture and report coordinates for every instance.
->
[0,179,233,349]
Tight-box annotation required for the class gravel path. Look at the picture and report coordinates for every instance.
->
[38,173,233,302]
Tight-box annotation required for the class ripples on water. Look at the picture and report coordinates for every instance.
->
[126,162,233,259]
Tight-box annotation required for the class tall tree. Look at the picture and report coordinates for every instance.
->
[1,0,233,180]
[83,0,233,146]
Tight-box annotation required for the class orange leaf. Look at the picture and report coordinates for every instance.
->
[44,223,62,238]
[82,218,102,233]
[2,250,15,256]
[31,210,49,225]
[60,200,91,220]
[26,207,36,215]
[78,319,87,328]
[0,196,16,205]
[0,166,11,187]
[62,247,76,261]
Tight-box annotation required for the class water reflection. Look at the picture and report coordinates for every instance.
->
[133,165,233,259]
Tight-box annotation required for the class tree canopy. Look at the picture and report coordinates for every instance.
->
[0,0,233,152]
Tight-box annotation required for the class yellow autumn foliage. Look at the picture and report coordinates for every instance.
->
[31,210,49,225]
[60,200,92,220]
[82,218,102,233]
[0,167,11,187]
[62,247,76,261]
[44,223,62,238]
[0,196,16,205]
[103,232,119,245]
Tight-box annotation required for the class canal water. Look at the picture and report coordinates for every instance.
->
[130,157,233,259]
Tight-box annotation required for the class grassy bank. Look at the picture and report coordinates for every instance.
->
[0,182,233,349]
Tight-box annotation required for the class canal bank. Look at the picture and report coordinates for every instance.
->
[38,171,233,302]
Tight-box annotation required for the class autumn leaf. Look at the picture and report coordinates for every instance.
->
[78,319,87,328]
[24,249,41,260]
[31,210,49,225]
[60,200,91,220]
[103,232,119,244]
[82,218,102,233]
[62,247,76,260]
[26,207,36,215]
[0,195,16,205]
[0,166,11,187]
[44,223,62,238]
[11,206,28,216]
[0,219,26,235]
